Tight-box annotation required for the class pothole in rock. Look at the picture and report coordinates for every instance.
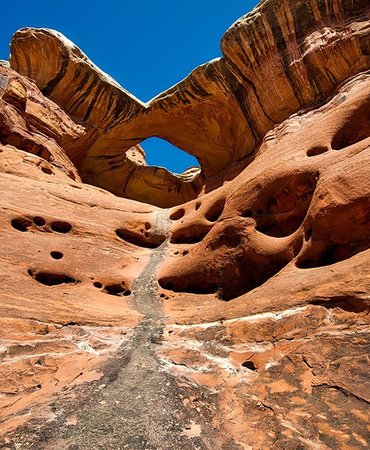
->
[170,224,213,244]
[28,269,78,286]
[11,217,32,232]
[115,228,165,248]
[103,283,131,297]
[242,360,257,371]
[296,197,370,269]
[241,171,319,238]
[205,198,225,222]
[50,221,72,234]
[332,95,370,150]
[92,279,131,296]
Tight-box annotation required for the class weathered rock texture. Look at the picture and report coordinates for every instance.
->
[9,28,203,207]
[0,0,369,449]
[10,0,370,189]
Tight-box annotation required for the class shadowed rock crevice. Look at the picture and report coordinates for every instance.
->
[297,197,370,269]
[332,93,370,150]
[115,227,166,248]
[28,269,78,286]
[245,172,319,238]
[308,296,370,314]
[170,224,213,244]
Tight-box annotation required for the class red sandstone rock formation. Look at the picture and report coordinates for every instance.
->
[0,0,369,448]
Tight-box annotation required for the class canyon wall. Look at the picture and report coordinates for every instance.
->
[0,0,369,448]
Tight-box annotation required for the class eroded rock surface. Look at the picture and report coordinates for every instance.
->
[0,1,369,449]
[10,0,370,187]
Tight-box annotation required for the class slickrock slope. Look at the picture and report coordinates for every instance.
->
[0,0,370,449]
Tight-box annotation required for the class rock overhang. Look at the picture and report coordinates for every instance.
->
[6,0,369,207]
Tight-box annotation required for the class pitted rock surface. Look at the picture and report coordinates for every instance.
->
[0,1,369,449]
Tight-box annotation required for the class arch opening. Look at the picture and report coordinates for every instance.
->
[140,137,200,175]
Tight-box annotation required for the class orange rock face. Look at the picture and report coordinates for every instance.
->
[0,1,369,449]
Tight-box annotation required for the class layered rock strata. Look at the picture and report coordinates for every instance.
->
[10,0,370,198]
[9,29,203,207]
[0,0,369,448]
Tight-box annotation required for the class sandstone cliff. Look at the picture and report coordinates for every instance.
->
[0,0,369,449]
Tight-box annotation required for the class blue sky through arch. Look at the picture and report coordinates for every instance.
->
[1,0,259,172]
[140,138,199,174]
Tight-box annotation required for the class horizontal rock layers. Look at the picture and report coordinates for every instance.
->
[0,0,369,448]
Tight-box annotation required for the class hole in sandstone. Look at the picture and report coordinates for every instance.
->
[159,278,218,295]
[50,251,63,260]
[50,221,72,233]
[28,269,77,286]
[205,198,225,222]
[308,296,369,314]
[160,280,175,291]
[305,228,312,240]
[195,202,201,210]
[307,146,328,157]
[93,281,103,289]
[41,166,53,175]
[171,224,212,244]
[123,290,131,296]
[140,137,200,174]
[183,250,189,256]
[254,172,318,237]
[33,216,46,227]
[170,208,185,221]
[208,225,243,251]
[297,243,370,269]
[11,217,32,232]
[242,360,257,371]
[297,197,370,269]
[332,96,370,150]
[242,209,253,218]
[103,283,127,296]
[145,222,151,230]
[115,228,165,248]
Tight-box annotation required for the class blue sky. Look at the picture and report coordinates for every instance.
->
[1,0,259,172]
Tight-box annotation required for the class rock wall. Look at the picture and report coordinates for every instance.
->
[0,0,369,448]
[10,0,370,195]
